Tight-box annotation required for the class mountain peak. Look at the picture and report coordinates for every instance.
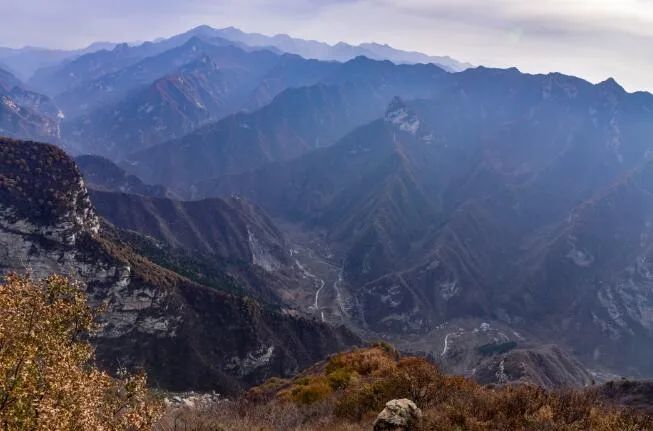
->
[190,24,214,32]
[597,77,625,93]
[112,42,129,52]
[342,55,393,72]
[186,24,218,38]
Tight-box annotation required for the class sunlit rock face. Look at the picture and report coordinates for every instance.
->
[0,138,177,341]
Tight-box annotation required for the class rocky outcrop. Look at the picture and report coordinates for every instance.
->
[0,139,171,340]
[373,399,422,431]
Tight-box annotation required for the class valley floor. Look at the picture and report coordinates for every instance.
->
[280,221,621,389]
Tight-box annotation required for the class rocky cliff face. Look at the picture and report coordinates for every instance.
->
[0,137,359,393]
[0,138,166,339]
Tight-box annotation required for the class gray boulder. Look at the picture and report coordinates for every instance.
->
[373,398,422,431]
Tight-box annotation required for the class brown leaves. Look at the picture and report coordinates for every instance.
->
[242,346,652,431]
[0,274,163,430]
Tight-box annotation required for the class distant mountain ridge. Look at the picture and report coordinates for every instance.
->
[201,25,471,72]
[0,25,470,158]
[24,24,468,100]
[0,42,117,81]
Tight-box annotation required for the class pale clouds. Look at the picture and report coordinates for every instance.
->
[1,0,652,91]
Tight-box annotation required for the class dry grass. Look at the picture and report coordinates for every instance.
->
[156,343,653,431]
[156,398,369,431]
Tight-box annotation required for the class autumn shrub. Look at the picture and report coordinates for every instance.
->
[0,273,163,430]
[273,346,652,431]
[152,343,653,430]
[325,346,397,377]
[332,354,443,419]
[370,340,400,358]
[327,367,359,390]
[286,376,333,405]
[334,378,406,421]
[395,357,445,405]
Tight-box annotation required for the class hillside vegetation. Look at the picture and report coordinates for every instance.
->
[159,344,653,431]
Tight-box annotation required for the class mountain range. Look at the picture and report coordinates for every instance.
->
[194,25,471,71]
[175,68,653,378]
[0,42,117,80]
[124,56,449,187]
[2,22,653,395]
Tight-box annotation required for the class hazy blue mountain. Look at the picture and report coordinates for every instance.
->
[123,57,449,188]
[27,27,251,97]
[189,67,653,378]
[0,67,61,142]
[0,67,23,90]
[62,53,263,156]
[26,26,280,98]
[29,43,151,97]
[241,53,340,111]
[75,154,172,198]
[54,36,270,119]
[60,43,342,157]
[200,25,471,71]
[0,42,116,81]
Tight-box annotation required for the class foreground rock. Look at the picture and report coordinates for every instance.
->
[373,399,422,431]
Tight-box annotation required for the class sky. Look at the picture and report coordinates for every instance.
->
[1,0,652,92]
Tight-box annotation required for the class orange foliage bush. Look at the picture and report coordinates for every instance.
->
[0,274,163,430]
[249,346,653,431]
[154,345,653,431]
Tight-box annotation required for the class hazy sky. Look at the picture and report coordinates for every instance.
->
[2,0,653,92]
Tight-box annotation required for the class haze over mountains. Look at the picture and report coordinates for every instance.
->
[2,22,653,397]
[199,73,653,376]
